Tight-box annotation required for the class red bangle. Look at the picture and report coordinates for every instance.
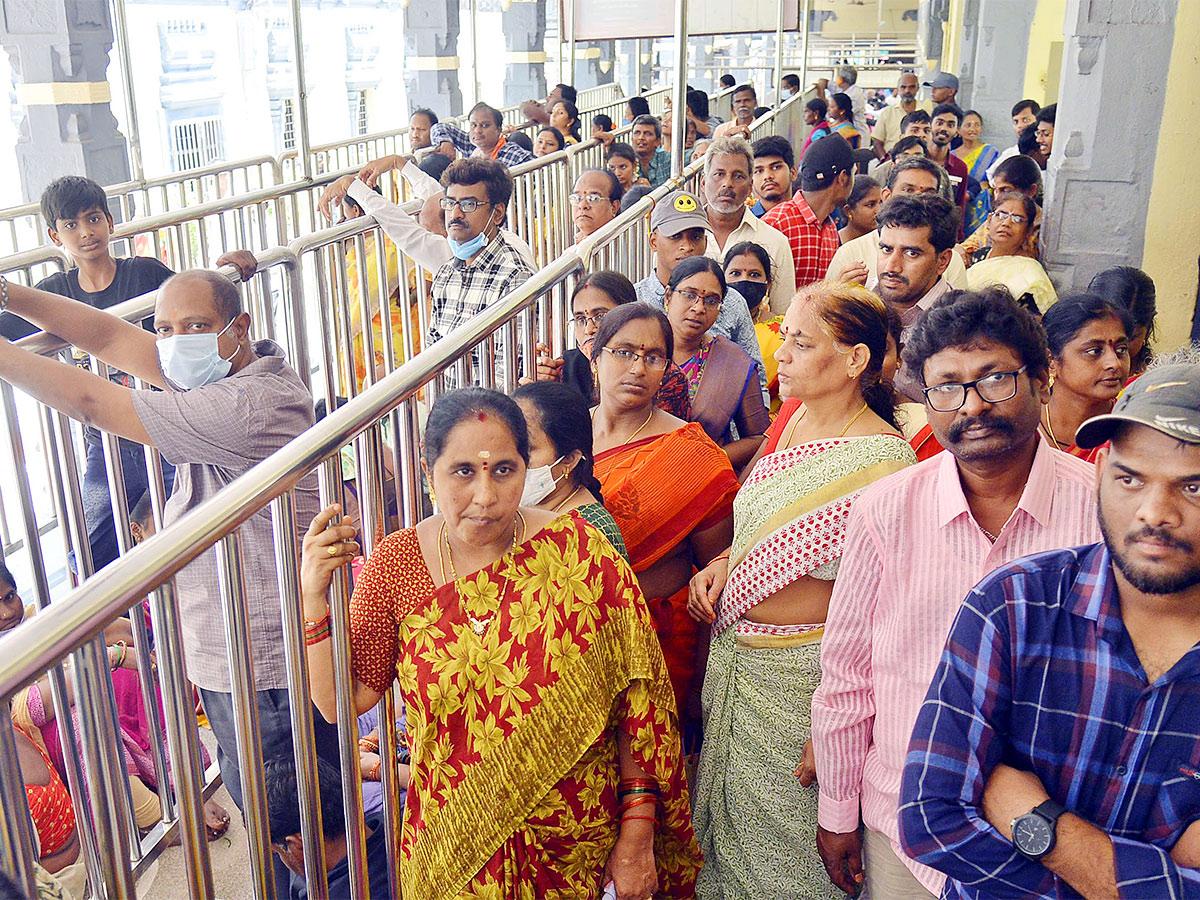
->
[365,759,382,781]
[620,815,658,823]
[304,628,331,646]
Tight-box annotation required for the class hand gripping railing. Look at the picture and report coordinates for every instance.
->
[0,145,705,899]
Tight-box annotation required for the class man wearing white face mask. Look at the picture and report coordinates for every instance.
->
[0,268,337,897]
[428,158,534,388]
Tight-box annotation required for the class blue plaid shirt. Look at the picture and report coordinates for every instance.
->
[429,122,535,168]
[900,543,1200,899]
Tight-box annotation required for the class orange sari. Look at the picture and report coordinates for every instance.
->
[348,511,700,899]
[594,423,740,709]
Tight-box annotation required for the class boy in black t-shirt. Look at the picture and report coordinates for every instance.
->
[0,175,257,572]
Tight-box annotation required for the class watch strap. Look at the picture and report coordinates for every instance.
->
[1033,798,1066,825]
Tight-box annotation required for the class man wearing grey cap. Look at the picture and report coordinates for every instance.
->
[635,189,767,398]
[901,360,1200,900]
[922,71,959,106]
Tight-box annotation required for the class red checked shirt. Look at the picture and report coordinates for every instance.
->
[762,190,842,289]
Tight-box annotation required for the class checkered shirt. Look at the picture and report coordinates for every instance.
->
[430,122,535,167]
[762,190,842,288]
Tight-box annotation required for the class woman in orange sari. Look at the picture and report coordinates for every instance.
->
[300,388,699,900]
[590,304,739,745]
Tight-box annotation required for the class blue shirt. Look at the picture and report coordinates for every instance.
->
[899,543,1200,899]
[633,273,767,401]
[639,149,673,188]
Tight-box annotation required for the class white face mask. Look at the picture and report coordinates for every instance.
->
[157,318,238,390]
[520,455,566,507]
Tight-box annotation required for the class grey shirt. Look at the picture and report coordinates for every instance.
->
[131,340,320,692]
[634,273,769,401]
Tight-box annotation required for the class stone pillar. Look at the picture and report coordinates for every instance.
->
[916,0,947,88]
[502,0,546,106]
[1042,0,1180,290]
[403,0,463,120]
[574,41,616,90]
[958,0,1040,148]
[0,0,131,203]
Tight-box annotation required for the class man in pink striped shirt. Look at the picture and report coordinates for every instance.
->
[811,287,1101,899]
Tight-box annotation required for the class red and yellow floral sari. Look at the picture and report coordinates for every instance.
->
[348,511,701,899]
[593,423,740,708]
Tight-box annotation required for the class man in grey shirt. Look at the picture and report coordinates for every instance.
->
[635,190,768,400]
[0,269,334,892]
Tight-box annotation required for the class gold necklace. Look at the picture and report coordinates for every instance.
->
[594,407,655,449]
[1041,406,1069,449]
[439,510,525,636]
[551,486,583,512]
[781,402,869,450]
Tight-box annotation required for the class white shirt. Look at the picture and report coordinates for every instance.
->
[348,165,536,272]
[704,207,798,316]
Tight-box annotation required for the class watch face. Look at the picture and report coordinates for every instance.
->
[1014,814,1054,856]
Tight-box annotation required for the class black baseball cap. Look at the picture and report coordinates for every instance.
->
[800,134,854,191]
[1075,364,1200,448]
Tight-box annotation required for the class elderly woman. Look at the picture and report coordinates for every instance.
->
[965,191,1057,312]
[1039,294,1132,462]
[687,281,917,900]
[301,388,700,899]
[590,304,739,744]
[512,379,628,559]
[664,257,769,470]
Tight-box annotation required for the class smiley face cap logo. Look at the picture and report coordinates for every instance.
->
[673,194,698,212]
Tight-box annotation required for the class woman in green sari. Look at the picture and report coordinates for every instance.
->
[687,281,916,900]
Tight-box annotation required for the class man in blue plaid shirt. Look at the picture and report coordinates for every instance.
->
[900,361,1200,899]
[428,158,533,386]
[431,102,535,168]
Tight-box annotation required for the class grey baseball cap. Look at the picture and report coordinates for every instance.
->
[922,72,960,91]
[1075,364,1200,448]
[650,190,711,236]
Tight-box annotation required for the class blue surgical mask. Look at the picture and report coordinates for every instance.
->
[157,318,238,390]
[447,231,489,260]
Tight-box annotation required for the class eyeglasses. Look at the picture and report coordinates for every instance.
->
[572,311,608,329]
[599,346,668,370]
[992,210,1029,225]
[569,192,611,206]
[922,365,1027,412]
[439,197,493,213]
[672,287,723,309]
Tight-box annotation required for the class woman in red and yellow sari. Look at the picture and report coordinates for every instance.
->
[589,304,739,746]
[300,388,700,900]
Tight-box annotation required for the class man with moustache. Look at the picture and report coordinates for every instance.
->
[901,359,1200,899]
[872,72,933,159]
[926,104,969,235]
[865,193,959,401]
[812,288,1100,900]
[700,135,796,316]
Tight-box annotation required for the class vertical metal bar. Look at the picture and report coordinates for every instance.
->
[149,578,216,898]
[70,637,138,898]
[635,38,643,93]
[270,494,328,900]
[470,0,481,106]
[289,0,313,181]
[774,0,785,104]
[317,459,369,898]
[110,0,144,184]
[0,715,37,897]
[799,0,812,93]
[566,0,576,85]
[215,531,276,900]
[670,0,689,177]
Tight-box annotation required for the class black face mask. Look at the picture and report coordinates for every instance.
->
[728,279,769,315]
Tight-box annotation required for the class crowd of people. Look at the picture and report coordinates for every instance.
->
[0,64,1193,900]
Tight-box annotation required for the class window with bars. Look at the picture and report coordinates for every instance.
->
[282,97,296,150]
[169,116,226,172]
[354,90,369,136]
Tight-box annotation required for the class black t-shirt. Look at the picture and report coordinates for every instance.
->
[0,256,174,340]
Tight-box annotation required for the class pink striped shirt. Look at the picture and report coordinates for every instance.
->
[811,437,1100,894]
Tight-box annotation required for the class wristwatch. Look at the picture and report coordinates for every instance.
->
[1011,798,1066,860]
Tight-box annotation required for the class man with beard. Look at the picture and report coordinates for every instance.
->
[812,288,1099,900]
[700,135,796,316]
[866,193,958,401]
[749,135,797,218]
[900,359,1200,899]
[926,103,969,236]
[872,72,932,160]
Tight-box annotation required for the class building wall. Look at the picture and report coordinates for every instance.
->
[1021,0,1066,104]
[1141,0,1200,348]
